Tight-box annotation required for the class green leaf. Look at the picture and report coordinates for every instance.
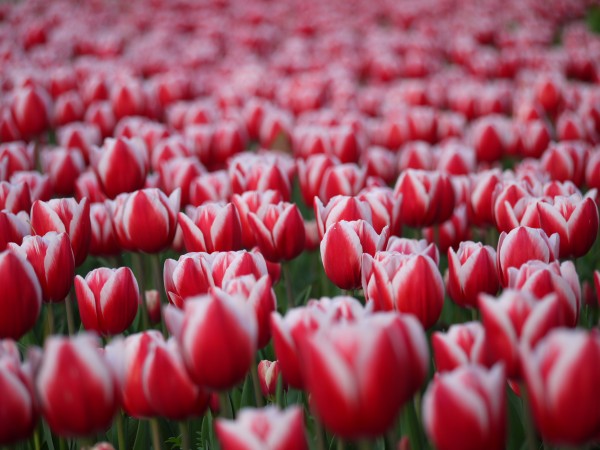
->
[132,419,149,450]
[240,375,255,408]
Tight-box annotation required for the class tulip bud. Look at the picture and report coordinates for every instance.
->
[423,364,506,450]
[36,334,119,437]
[0,180,31,214]
[257,360,282,397]
[216,406,307,450]
[178,202,242,253]
[432,322,486,372]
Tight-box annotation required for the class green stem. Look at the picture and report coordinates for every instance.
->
[150,418,162,450]
[151,253,165,301]
[45,302,54,337]
[132,252,150,330]
[179,421,190,450]
[401,396,423,450]
[58,437,66,450]
[78,437,93,449]
[65,290,76,335]
[471,307,479,322]
[250,363,265,407]
[283,261,294,311]
[275,373,284,408]
[116,410,126,450]
[314,417,326,450]
[337,438,345,450]
[33,427,41,450]
[520,382,538,450]
[357,440,371,450]
[219,392,233,419]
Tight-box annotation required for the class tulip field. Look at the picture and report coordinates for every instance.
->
[3,0,600,449]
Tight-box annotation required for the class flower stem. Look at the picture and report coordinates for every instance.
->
[520,382,538,450]
[116,410,126,450]
[250,363,265,407]
[179,421,190,450]
[283,261,294,311]
[65,290,76,335]
[150,418,162,450]
[45,303,54,336]
[337,438,345,450]
[219,391,233,419]
[314,417,326,450]
[132,252,150,330]
[33,427,41,450]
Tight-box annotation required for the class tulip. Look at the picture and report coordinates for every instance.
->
[320,220,389,290]
[110,78,146,120]
[423,364,506,450]
[36,334,119,437]
[91,137,148,199]
[0,142,35,179]
[0,340,37,445]
[536,193,599,258]
[362,252,444,328]
[393,169,455,227]
[30,197,91,266]
[57,122,102,164]
[189,170,232,206]
[423,203,471,253]
[361,146,398,185]
[540,141,588,187]
[0,249,42,339]
[232,190,284,249]
[319,163,367,203]
[446,241,499,308]
[521,329,600,445]
[299,313,428,439]
[496,226,559,286]
[89,203,120,256]
[85,101,116,138]
[110,188,180,253]
[257,360,282,398]
[385,236,440,264]
[229,154,292,201]
[432,322,487,372]
[216,406,307,450]
[9,232,74,303]
[178,202,242,253]
[11,86,51,138]
[0,180,31,214]
[314,195,372,239]
[10,171,52,202]
[159,156,206,206]
[506,260,581,327]
[41,148,86,197]
[479,290,565,378]
[470,169,503,226]
[54,91,84,126]
[297,154,340,206]
[211,120,248,169]
[0,210,30,250]
[165,289,258,390]
[248,202,305,262]
[75,170,108,204]
[75,267,139,336]
[357,187,402,235]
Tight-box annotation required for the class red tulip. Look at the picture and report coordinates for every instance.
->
[362,252,444,328]
[447,241,499,308]
[297,154,340,206]
[393,169,455,227]
[469,169,502,226]
[479,290,565,378]
[385,236,440,264]
[54,91,85,126]
[36,334,119,437]
[496,226,559,286]
[314,195,372,239]
[299,312,428,439]
[89,203,120,256]
[232,190,283,249]
[165,289,258,390]
[91,137,148,199]
[9,232,74,303]
[0,180,31,214]
[248,202,305,262]
[0,340,37,445]
[320,220,389,290]
[540,141,589,187]
[521,329,600,446]
[57,122,102,164]
[357,187,402,235]
[41,148,86,197]
[423,364,506,450]
[10,171,52,202]
[0,210,30,250]
[158,156,206,206]
[432,322,487,372]
[536,193,599,258]
[319,163,367,203]
[75,171,108,204]
[110,78,146,120]
[506,260,581,327]
[0,142,35,178]
[84,101,116,138]
[30,197,91,266]
[75,267,139,336]
[11,86,52,138]
[178,202,242,253]
[216,406,307,450]
[110,188,180,253]
[229,154,292,201]
[0,249,42,339]
[257,360,282,397]
[189,170,231,207]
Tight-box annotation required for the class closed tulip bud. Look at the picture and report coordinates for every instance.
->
[75,171,108,204]
[89,203,120,256]
[211,120,248,169]
[506,260,581,327]
[232,190,283,249]
[30,197,91,266]
[397,141,434,172]
[362,252,444,328]
[386,236,440,264]
[159,156,206,206]
[423,203,471,253]
[357,187,402,235]
[492,181,535,233]
[189,170,231,206]
[469,116,508,163]
[321,220,389,290]
[248,202,305,262]
[10,171,52,203]
[75,267,139,336]
[0,340,37,445]
[36,334,119,437]
[9,232,74,303]
[84,101,116,138]
[432,322,486,372]
[0,142,35,179]
[0,107,20,143]
[447,241,499,308]
[469,169,502,226]
[257,360,282,398]
[521,329,600,445]
[297,154,340,207]
[11,86,51,138]
[361,146,398,185]
[110,188,180,253]
[0,181,31,214]
[54,91,85,126]
[0,249,42,339]
[57,122,102,164]
[91,137,148,199]
[145,290,162,324]
[540,141,588,187]
[519,120,551,158]
[41,148,86,197]
[222,275,276,349]
[0,210,30,250]
[479,290,565,378]
[178,202,242,253]
[299,313,428,439]
[319,163,367,203]
[536,193,599,258]
[163,253,215,308]
[229,155,292,201]
[314,195,372,239]
[216,406,307,450]
[496,226,559,286]
[393,169,455,227]
[165,289,258,390]
[423,364,506,450]
[110,78,146,120]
